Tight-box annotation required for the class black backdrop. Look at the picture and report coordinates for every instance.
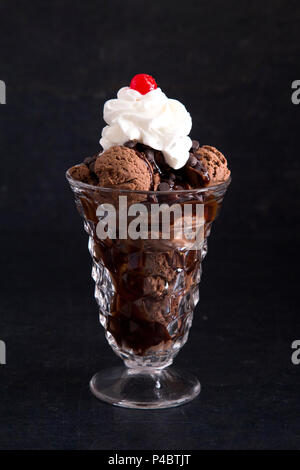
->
[0,0,300,450]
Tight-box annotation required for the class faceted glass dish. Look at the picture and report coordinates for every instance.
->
[66,168,230,409]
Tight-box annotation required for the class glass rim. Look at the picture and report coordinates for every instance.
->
[66,166,231,195]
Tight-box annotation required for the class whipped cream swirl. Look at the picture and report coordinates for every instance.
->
[100,87,192,170]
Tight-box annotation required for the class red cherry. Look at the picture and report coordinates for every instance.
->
[130,74,157,95]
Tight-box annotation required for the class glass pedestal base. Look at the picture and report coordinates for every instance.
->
[89,366,200,409]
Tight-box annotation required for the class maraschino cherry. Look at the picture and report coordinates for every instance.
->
[130,74,157,95]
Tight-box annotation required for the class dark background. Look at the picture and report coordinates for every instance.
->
[0,0,299,450]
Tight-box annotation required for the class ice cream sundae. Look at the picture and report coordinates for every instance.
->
[66,74,230,408]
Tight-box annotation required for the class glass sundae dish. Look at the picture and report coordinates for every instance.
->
[66,74,231,408]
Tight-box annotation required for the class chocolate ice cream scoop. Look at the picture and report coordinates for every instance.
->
[94,145,152,191]
[69,163,97,185]
[185,144,230,187]
[197,145,230,185]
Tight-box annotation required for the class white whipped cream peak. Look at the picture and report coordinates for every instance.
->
[100,86,192,170]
